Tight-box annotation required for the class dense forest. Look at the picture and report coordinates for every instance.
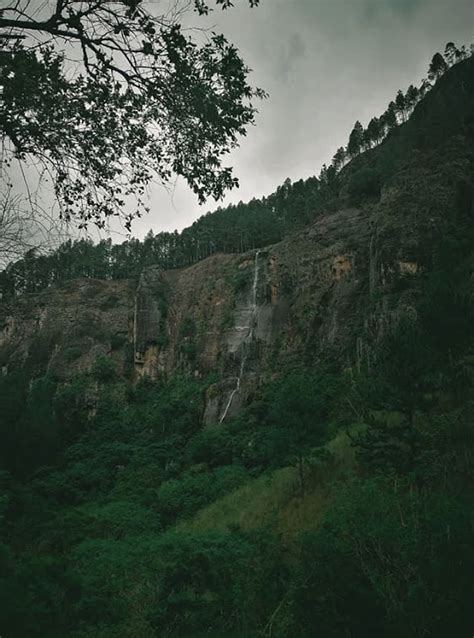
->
[1,209,474,636]
[1,43,471,297]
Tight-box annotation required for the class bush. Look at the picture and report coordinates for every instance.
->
[109,334,127,351]
[91,355,116,382]
[179,317,196,339]
[232,267,252,294]
[63,346,83,362]
[81,500,161,539]
[348,167,382,204]
[186,427,235,467]
[157,465,248,525]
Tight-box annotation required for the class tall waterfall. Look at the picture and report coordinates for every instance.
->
[219,250,261,423]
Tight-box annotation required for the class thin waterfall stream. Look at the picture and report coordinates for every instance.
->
[219,250,261,423]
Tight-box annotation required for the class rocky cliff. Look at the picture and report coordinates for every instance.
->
[1,58,473,424]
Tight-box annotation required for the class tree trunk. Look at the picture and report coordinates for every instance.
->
[298,454,305,497]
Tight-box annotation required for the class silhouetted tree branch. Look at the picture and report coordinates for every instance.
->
[0,0,263,231]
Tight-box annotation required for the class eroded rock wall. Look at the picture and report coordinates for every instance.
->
[1,135,472,424]
[0,278,134,379]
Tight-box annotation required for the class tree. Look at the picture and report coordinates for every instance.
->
[405,84,419,114]
[428,52,448,83]
[265,371,335,494]
[0,189,62,270]
[366,116,383,146]
[347,167,381,205]
[0,0,264,231]
[395,89,407,122]
[455,45,469,62]
[381,101,397,131]
[332,146,346,172]
[0,192,33,269]
[362,128,373,151]
[444,42,459,66]
[347,120,364,158]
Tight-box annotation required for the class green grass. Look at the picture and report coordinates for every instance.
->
[177,431,359,539]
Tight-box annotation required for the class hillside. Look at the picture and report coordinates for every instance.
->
[2,54,473,295]
[2,57,474,418]
[0,55,474,637]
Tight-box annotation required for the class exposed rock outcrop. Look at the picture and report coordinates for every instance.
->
[1,62,473,424]
[0,278,134,379]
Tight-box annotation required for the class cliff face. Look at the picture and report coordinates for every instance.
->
[0,278,134,379]
[0,141,470,424]
[1,60,473,424]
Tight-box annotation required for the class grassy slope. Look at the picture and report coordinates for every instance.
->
[177,431,358,540]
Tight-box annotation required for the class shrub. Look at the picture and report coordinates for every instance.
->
[232,267,252,294]
[91,355,116,382]
[348,167,382,204]
[179,317,196,339]
[63,346,83,362]
[157,465,248,525]
[110,334,127,351]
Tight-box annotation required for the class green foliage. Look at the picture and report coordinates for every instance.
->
[109,334,127,351]
[63,346,83,362]
[79,501,161,540]
[2,119,474,634]
[91,355,116,382]
[354,412,420,475]
[1,1,264,230]
[285,478,474,638]
[71,527,283,637]
[157,465,248,526]
[2,345,474,636]
[179,317,197,339]
[186,427,235,467]
[347,167,382,204]
[0,372,65,475]
[232,266,252,294]
[259,369,341,489]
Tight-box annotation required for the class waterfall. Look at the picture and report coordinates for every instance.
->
[219,250,260,423]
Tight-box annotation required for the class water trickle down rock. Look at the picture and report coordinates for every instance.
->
[134,266,167,378]
[219,250,261,423]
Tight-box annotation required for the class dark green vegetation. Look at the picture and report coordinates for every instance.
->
[1,46,474,637]
[2,251,474,636]
[1,43,470,297]
[2,209,474,636]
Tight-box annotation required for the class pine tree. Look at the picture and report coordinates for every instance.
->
[332,147,347,172]
[405,85,419,114]
[395,90,407,122]
[428,52,448,82]
[347,121,364,158]
[367,117,383,145]
[382,102,398,131]
[444,42,459,66]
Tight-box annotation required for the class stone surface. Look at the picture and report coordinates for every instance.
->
[0,278,134,379]
[1,78,473,424]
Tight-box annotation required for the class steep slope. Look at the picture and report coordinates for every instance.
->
[1,57,473,424]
